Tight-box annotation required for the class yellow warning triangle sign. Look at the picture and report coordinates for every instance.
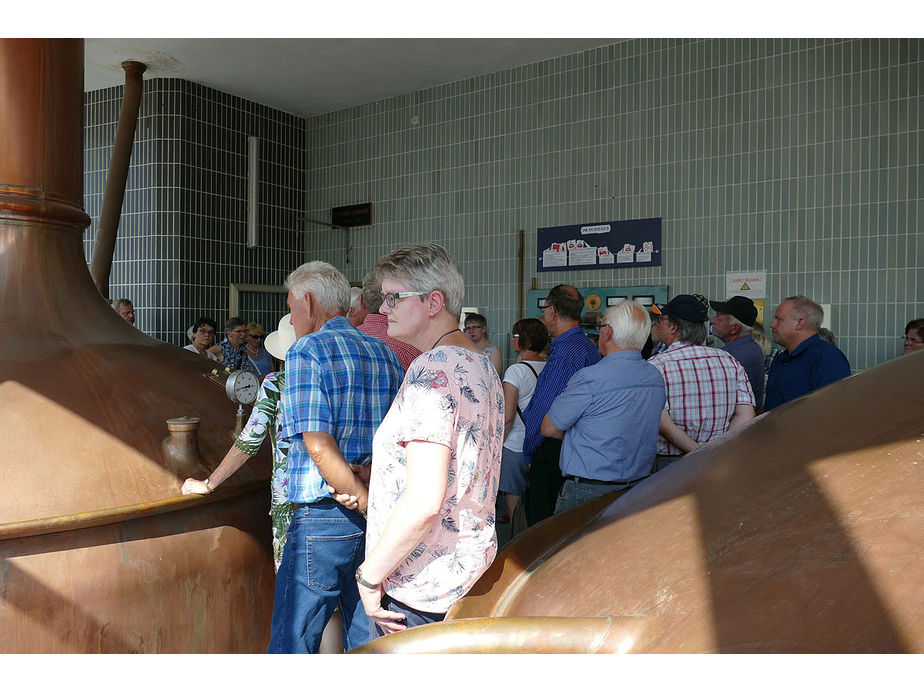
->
[740,282,750,291]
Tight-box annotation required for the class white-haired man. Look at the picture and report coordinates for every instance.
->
[765,295,850,410]
[540,300,666,514]
[347,286,367,327]
[268,261,403,654]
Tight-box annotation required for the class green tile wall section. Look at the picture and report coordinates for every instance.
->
[84,78,305,345]
[305,38,922,372]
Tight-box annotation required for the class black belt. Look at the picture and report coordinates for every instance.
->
[291,498,343,508]
[564,474,647,487]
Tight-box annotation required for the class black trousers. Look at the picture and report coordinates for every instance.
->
[524,437,564,527]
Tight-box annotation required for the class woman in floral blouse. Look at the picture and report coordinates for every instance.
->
[181,314,296,571]
[344,243,505,636]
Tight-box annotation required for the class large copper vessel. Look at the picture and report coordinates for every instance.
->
[0,39,274,653]
[356,350,924,653]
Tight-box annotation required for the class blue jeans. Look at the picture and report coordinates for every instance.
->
[267,499,370,653]
[553,477,635,515]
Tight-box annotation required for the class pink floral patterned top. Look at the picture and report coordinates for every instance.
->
[366,345,505,613]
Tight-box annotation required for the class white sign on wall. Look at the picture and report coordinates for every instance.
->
[725,270,766,299]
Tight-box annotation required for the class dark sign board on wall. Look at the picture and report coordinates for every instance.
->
[537,217,662,272]
[332,202,372,227]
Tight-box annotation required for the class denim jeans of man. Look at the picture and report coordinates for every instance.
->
[553,477,634,515]
[267,499,370,653]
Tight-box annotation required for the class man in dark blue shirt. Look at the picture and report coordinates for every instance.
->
[765,295,851,410]
[521,284,600,525]
[709,295,766,409]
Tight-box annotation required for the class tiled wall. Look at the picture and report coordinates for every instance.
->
[304,38,923,372]
[83,78,305,345]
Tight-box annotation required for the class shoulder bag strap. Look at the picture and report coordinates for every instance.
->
[515,361,540,423]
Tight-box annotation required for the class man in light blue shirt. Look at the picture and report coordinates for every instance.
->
[268,261,403,654]
[541,300,666,515]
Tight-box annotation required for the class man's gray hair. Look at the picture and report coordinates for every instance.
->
[361,269,384,313]
[667,314,707,345]
[727,314,753,336]
[350,287,363,310]
[784,295,824,333]
[603,300,650,350]
[111,298,132,310]
[374,243,464,317]
[286,261,351,315]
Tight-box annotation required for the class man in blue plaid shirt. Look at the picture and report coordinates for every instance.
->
[268,261,403,654]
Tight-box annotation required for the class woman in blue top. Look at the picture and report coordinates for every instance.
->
[244,321,275,377]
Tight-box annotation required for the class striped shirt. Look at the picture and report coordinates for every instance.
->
[648,341,756,455]
[520,326,601,462]
[281,316,403,504]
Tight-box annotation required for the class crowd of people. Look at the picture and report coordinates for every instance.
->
[107,250,921,654]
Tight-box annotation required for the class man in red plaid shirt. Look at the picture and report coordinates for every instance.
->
[648,294,756,473]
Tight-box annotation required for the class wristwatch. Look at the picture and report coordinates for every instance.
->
[355,565,381,590]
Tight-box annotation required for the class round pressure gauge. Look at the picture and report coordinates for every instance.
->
[225,369,259,404]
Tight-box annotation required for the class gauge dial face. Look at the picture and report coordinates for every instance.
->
[226,370,259,404]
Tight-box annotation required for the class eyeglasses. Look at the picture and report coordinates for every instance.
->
[464,324,485,332]
[230,328,248,335]
[382,291,427,307]
[249,334,263,340]
[597,323,612,332]
[511,333,520,338]
[902,335,923,344]
[196,329,215,336]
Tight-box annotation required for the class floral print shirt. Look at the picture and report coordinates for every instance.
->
[233,371,292,571]
[366,345,505,613]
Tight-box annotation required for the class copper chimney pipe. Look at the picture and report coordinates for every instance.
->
[89,59,146,298]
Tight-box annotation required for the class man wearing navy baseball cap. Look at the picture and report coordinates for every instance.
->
[648,294,756,473]
[709,295,765,409]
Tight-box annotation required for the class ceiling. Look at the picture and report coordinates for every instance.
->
[84,38,619,118]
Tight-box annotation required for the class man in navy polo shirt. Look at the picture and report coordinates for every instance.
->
[765,295,851,411]
[521,284,601,525]
[709,295,766,409]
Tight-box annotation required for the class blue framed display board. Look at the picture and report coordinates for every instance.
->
[537,217,662,272]
[527,285,669,336]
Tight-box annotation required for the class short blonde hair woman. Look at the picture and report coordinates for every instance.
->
[341,243,504,636]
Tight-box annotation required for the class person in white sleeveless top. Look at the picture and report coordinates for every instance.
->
[498,317,549,523]
[463,312,503,376]
[183,316,220,361]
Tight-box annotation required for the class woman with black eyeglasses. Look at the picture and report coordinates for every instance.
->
[331,243,504,638]
[903,318,924,356]
[245,322,275,376]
